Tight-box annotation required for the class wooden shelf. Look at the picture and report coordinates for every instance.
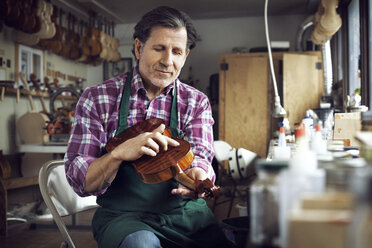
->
[18,144,67,154]
[2,87,78,100]
[0,151,40,236]
[5,87,49,97]
[4,176,38,190]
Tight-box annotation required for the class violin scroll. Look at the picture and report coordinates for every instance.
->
[194,178,220,199]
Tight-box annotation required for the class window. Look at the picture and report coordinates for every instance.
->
[367,0,372,106]
[18,44,43,84]
[337,0,371,109]
[347,0,360,97]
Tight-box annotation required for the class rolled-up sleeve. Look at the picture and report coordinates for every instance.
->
[184,95,216,183]
[64,88,111,197]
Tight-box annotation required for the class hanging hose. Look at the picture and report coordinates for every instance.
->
[264,0,286,118]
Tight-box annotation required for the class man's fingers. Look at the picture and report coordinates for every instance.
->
[171,188,202,199]
[171,188,191,197]
[145,137,160,153]
[153,123,166,133]
[164,136,180,147]
[152,132,168,151]
[151,127,180,151]
[141,146,157,157]
[133,123,181,159]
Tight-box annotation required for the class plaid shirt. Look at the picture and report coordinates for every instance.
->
[64,66,215,196]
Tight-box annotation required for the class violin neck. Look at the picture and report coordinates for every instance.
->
[173,164,219,198]
[174,168,196,192]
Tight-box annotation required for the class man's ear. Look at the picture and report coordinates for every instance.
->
[185,49,190,58]
[179,49,190,68]
[134,38,142,60]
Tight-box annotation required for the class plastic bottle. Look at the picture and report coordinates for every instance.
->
[273,126,291,160]
[278,126,286,147]
[302,114,314,142]
[250,160,288,248]
[282,118,290,134]
[278,125,325,247]
[311,123,327,155]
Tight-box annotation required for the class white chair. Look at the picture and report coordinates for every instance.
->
[39,160,98,248]
[213,141,258,218]
[214,140,233,163]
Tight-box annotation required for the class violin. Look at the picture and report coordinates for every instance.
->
[22,0,40,34]
[82,13,102,57]
[30,74,48,116]
[105,118,220,198]
[69,15,81,60]
[4,0,21,28]
[59,11,71,57]
[49,6,63,55]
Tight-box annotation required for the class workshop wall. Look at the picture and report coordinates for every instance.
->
[186,14,308,94]
[0,13,306,154]
[0,26,100,154]
[116,14,308,94]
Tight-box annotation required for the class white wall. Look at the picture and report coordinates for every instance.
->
[87,64,103,87]
[0,14,307,154]
[0,26,95,154]
[185,14,307,94]
[115,14,308,94]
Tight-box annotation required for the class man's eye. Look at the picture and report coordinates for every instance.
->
[173,50,182,55]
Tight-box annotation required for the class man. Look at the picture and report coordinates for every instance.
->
[65,6,234,248]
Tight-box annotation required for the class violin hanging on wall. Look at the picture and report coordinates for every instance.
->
[82,12,102,58]
[69,15,82,60]
[105,118,220,198]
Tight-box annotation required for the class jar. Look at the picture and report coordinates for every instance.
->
[347,166,372,248]
[250,160,288,248]
[324,158,366,192]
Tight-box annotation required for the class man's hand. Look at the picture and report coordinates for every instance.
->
[110,124,180,162]
[171,167,209,199]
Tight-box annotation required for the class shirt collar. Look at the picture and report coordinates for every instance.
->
[131,65,176,97]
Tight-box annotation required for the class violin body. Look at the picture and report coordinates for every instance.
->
[48,6,63,54]
[69,17,81,60]
[82,26,102,57]
[4,0,21,28]
[133,133,194,184]
[105,118,220,198]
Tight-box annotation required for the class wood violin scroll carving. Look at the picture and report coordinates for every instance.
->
[311,0,342,45]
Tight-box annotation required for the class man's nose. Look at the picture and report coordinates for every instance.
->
[160,50,173,67]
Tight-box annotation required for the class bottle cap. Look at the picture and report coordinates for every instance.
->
[315,123,321,132]
[255,159,288,171]
[295,125,305,138]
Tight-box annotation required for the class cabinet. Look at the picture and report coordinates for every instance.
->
[219,52,323,158]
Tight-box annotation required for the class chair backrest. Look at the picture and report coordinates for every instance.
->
[214,141,258,180]
[214,140,233,162]
[39,160,98,248]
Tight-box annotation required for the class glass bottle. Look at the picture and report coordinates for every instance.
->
[250,160,288,248]
[278,126,325,247]
[347,166,372,248]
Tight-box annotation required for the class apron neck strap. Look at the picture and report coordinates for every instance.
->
[169,80,179,138]
[116,70,179,138]
[116,70,133,135]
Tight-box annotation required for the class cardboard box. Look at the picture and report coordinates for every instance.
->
[333,112,362,146]
[288,209,351,248]
[288,193,352,248]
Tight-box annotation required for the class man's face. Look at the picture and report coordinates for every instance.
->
[134,26,190,93]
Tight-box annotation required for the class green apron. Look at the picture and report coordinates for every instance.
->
[92,71,234,248]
